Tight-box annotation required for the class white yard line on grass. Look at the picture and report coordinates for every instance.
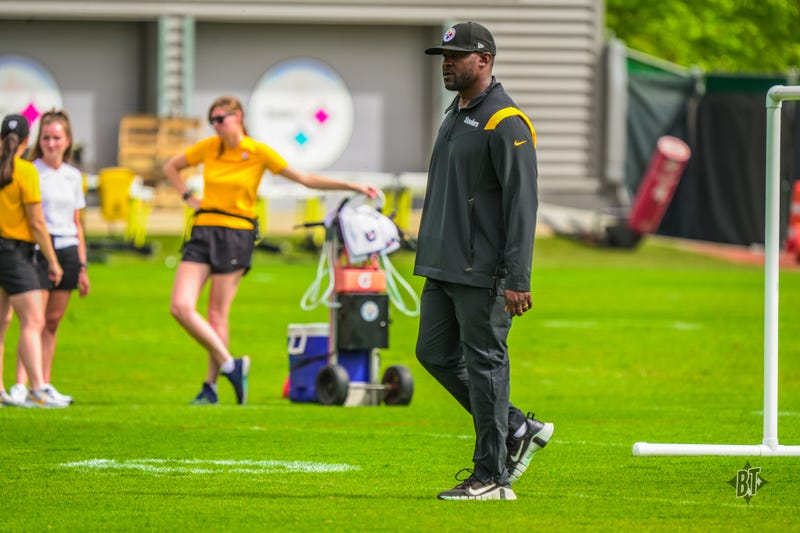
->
[61,458,360,475]
[426,433,473,440]
[553,439,628,448]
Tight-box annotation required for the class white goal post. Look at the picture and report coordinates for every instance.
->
[633,85,800,457]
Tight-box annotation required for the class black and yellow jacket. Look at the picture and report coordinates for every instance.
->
[414,78,538,291]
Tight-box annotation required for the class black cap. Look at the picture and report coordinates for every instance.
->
[425,22,496,56]
[1,114,29,140]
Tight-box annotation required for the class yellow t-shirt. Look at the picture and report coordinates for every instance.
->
[184,136,288,230]
[0,157,40,242]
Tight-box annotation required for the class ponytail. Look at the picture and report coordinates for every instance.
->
[0,133,20,190]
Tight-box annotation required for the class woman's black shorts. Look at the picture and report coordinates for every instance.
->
[0,239,47,295]
[37,245,81,291]
[181,226,255,274]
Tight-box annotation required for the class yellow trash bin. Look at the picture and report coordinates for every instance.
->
[98,167,135,225]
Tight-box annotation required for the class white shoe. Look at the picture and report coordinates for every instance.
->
[42,384,74,404]
[2,390,28,407]
[25,387,70,408]
[9,383,29,405]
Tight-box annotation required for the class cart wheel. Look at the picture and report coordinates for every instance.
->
[315,364,349,406]
[382,365,414,406]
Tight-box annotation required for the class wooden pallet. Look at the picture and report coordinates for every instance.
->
[156,117,202,166]
[117,115,202,183]
[118,115,159,180]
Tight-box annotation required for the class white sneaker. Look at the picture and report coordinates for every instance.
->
[42,384,74,405]
[8,383,28,403]
[1,390,28,407]
[437,473,517,501]
[10,383,27,404]
[25,387,70,408]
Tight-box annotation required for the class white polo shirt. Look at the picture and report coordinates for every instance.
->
[33,159,86,250]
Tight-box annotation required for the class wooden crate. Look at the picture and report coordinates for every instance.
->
[157,117,202,161]
[117,115,202,184]
[118,115,159,181]
[157,117,202,184]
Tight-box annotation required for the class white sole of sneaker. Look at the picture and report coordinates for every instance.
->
[532,422,555,450]
[508,422,554,483]
[1,395,30,408]
[25,401,69,409]
[438,486,517,501]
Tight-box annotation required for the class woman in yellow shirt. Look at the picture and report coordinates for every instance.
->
[163,95,378,405]
[0,114,64,408]
[6,109,89,406]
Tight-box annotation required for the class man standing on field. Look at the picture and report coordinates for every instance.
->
[414,21,554,501]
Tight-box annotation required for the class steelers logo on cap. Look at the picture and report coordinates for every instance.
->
[443,27,456,42]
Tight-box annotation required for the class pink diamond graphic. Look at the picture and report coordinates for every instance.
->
[22,103,40,125]
[314,109,329,124]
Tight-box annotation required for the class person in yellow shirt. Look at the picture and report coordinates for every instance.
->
[163,95,378,405]
[4,109,89,406]
[0,114,64,408]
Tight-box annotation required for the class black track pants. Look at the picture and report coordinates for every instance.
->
[415,278,528,482]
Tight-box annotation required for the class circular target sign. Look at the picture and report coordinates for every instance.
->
[0,55,63,142]
[249,59,353,170]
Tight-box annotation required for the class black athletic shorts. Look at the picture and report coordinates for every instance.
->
[37,245,81,291]
[0,238,47,295]
[181,226,255,274]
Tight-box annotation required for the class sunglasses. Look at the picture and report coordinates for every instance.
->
[209,113,234,125]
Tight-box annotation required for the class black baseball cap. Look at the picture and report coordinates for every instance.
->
[1,114,30,139]
[425,22,496,56]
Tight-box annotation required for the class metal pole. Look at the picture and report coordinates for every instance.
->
[762,88,782,449]
[763,85,800,448]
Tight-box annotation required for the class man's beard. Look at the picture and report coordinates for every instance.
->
[443,70,473,92]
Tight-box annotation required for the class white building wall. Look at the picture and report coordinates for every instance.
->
[0,0,604,189]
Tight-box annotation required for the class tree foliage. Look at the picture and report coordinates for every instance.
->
[606,0,800,74]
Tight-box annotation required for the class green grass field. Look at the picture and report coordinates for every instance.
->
[1,235,798,531]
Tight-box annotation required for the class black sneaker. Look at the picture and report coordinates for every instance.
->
[190,382,219,405]
[438,469,517,501]
[223,356,250,405]
[506,413,554,484]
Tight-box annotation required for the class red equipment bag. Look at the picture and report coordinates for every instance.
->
[334,257,387,294]
[787,179,800,259]
[627,136,692,234]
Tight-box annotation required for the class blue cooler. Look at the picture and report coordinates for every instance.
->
[288,323,371,403]
[288,323,329,402]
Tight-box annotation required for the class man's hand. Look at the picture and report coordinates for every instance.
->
[504,288,532,317]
